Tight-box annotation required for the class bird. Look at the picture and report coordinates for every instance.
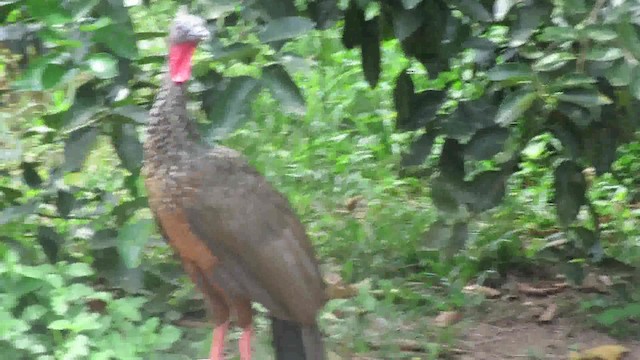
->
[141,9,327,360]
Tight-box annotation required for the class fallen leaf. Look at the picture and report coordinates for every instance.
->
[581,273,609,293]
[598,275,613,286]
[517,282,566,296]
[569,344,629,360]
[538,303,557,323]
[434,311,462,327]
[463,284,501,298]
[582,166,596,186]
[345,195,363,211]
[396,339,424,352]
[86,299,107,313]
[324,272,358,299]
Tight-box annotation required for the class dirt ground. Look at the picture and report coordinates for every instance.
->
[189,272,640,359]
[454,288,640,360]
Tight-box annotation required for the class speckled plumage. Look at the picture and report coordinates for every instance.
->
[143,75,203,211]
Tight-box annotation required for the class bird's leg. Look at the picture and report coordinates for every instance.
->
[210,320,229,360]
[235,298,253,360]
[182,261,230,360]
[238,325,252,360]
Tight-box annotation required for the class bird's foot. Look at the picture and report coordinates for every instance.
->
[239,326,252,360]
[209,321,229,360]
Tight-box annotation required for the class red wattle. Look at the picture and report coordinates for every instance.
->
[169,42,197,83]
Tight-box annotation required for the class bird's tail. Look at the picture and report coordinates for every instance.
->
[271,317,326,360]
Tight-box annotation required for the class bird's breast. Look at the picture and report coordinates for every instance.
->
[145,175,216,272]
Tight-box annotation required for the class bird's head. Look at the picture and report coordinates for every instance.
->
[168,9,210,84]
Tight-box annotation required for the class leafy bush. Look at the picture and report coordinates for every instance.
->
[0,250,181,359]
[4,0,640,354]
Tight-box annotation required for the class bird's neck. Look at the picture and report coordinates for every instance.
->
[144,74,204,171]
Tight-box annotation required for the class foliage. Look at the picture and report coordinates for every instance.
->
[0,249,181,359]
[3,0,640,356]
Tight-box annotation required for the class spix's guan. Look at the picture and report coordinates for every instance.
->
[142,11,327,360]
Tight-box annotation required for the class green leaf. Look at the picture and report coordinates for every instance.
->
[89,229,118,250]
[464,127,509,161]
[393,69,415,130]
[583,25,618,42]
[66,263,94,277]
[421,220,450,250]
[453,0,492,22]
[117,218,154,269]
[37,226,62,263]
[493,0,514,21]
[576,226,603,261]
[20,162,42,188]
[537,26,577,42]
[48,319,72,330]
[64,126,99,172]
[532,52,575,72]
[62,0,99,19]
[203,76,261,141]
[596,303,640,327]
[78,16,111,31]
[509,3,550,47]
[443,97,497,140]
[617,21,640,61]
[110,297,146,321]
[111,123,143,173]
[0,186,22,203]
[629,66,640,100]
[361,17,381,88]
[430,179,462,214]
[466,169,510,213]
[93,24,138,59]
[558,89,612,107]
[112,105,148,124]
[494,88,537,127]
[447,222,469,258]
[401,132,437,167]
[556,102,595,127]
[63,334,89,358]
[486,63,534,83]
[401,0,422,9]
[112,197,147,226]
[86,53,118,79]
[391,7,423,41]
[259,16,315,43]
[554,159,586,227]
[56,190,75,218]
[135,31,166,40]
[26,0,69,24]
[342,1,364,49]
[41,63,66,89]
[605,59,633,87]
[552,73,597,89]
[0,201,37,226]
[586,47,624,62]
[410,90,446,129]
[156,325,182,350]
[210,43,260,62]
[92,248,144,292]
[62,82,103,130]
[584,124,618,175]
[261,64,306,116]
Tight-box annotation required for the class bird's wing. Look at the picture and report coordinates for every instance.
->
[183,146,326,324]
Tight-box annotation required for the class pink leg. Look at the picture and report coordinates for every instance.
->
[238,326,253,360]
[209,321,229,360]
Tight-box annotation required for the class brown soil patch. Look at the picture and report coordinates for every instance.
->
[456,290,640,359]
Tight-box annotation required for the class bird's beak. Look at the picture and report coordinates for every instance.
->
[196,27,211,42]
